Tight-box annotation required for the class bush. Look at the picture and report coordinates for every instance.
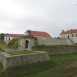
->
[22,35,35,38]
[7,38,19,49]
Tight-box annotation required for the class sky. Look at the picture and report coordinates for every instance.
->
[0,0,77,37]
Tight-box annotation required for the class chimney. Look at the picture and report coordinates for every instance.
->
[27,30,31,35]
[62,30,64,32]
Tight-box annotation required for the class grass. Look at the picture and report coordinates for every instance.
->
[0,48,5,52]
[0,41,6,52]
[1,53,77,77]
[7,51,37,55]
[33,45,77,50]
[0,41,7,47]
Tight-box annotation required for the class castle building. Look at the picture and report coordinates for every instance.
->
[18,30,75,51]
[4,30,77,51]
[60,29,77,44]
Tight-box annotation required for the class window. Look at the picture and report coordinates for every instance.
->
[6,38,7,40]
[9,38,10,40]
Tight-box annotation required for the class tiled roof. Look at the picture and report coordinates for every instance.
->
[61,29,77,35]
[5,34,24,37]
[27,30,51,37]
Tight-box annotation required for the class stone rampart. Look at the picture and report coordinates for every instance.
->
[0,52,49,69]
[37,38,74,45]
[41,48,77,55]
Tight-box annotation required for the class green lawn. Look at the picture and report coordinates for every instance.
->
[0,48,5,52]
[1,53,77,77]
[33,45,77,50]
[7,51,37,55]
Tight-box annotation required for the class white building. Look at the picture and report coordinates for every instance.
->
[4,34,24,42]
[60,29,77,44]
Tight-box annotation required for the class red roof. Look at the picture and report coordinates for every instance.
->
[27,30,51,37]
[61,29,77,35]
[5,34,24,37]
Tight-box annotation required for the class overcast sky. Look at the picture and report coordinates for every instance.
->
[0,0,77,37]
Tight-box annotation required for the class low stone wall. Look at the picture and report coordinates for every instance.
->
[0,46,18,52]
[41,48,77,55]
[0,52,49,69]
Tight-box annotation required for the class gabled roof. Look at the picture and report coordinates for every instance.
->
[27,30,51,37]
[61,29,77,35]
[5,34,24,37]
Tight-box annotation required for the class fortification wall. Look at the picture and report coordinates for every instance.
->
[0,52,49,69]
[40,48,77,55]
[18,38,35,51]
[37,38,74,45]
[18,38,74,51]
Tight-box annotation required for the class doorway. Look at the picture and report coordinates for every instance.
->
[25,40,29,48]
[68,35,69,39]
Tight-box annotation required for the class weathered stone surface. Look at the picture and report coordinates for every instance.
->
[40,48,77,55]
[18,38,35,51]
[0,51,49,69]
[18,38,75,51]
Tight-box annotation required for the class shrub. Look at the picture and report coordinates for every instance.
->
[22,35,36,39]
[7,38,19,49]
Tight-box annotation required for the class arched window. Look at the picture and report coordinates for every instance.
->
[9,38,10,40]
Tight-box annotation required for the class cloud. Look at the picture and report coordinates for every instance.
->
[0,0,77,37]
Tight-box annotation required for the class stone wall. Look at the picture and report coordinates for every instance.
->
[4,40,10,44]
[40,48,77,55]
[18,38,35,51]
[37,38,74,45]
[0,52,49,69]
[18,38,75,51]
[0,46,18,52]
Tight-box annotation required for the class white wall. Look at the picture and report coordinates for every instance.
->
[4,36,20,41]
[60,33,77,44]
[4,36,13,41]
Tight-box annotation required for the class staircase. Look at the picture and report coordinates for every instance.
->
[67,38,76,45]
